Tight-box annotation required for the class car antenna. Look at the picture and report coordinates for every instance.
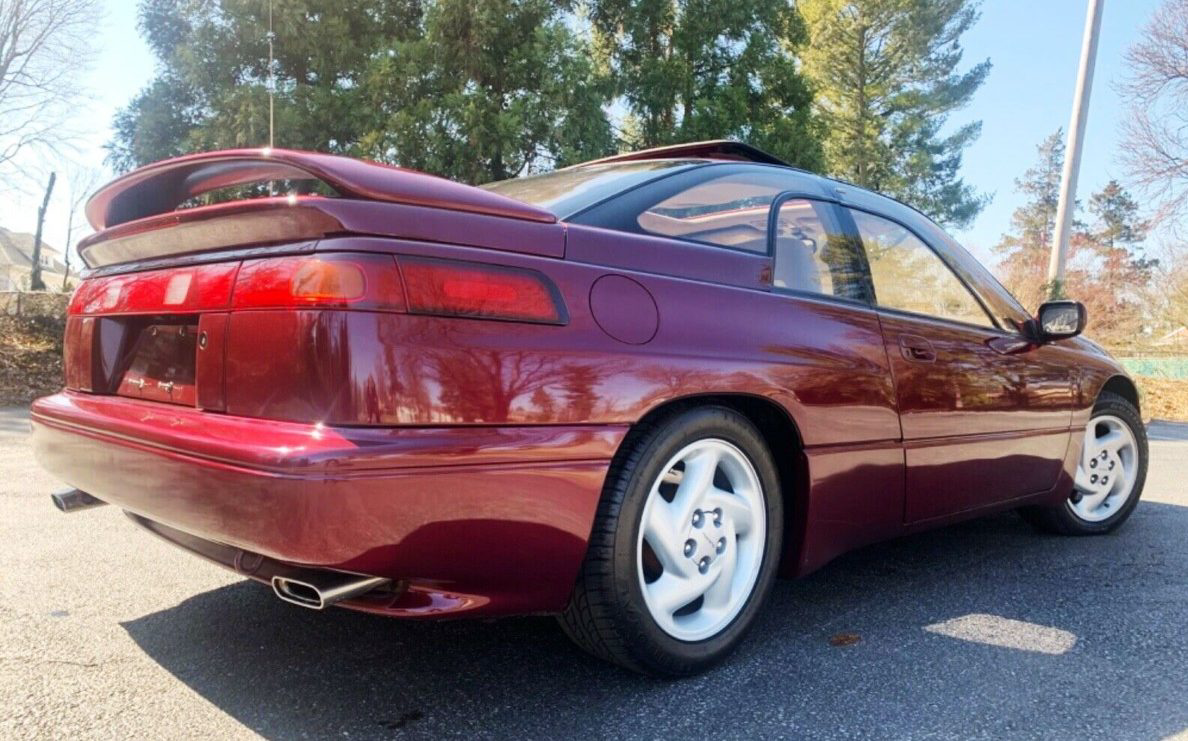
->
[267,0,275,151]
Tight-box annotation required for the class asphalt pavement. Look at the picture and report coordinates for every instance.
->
[2,405,1187,740]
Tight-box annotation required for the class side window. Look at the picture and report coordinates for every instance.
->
[635,172,790,253]
[851,209,996,329]
[772,198,871,302]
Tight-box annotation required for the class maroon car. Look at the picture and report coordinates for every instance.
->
[32,140,1148,675]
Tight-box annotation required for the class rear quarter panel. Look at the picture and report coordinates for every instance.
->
[265,227,906,576]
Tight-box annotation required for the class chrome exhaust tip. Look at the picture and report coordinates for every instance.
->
[50,489,107,513]
[271,572,391,610]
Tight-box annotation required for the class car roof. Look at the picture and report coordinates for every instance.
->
[569,139,936,228]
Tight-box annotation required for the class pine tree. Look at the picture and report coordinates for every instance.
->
[994,131,1068,311]
[799,0,990,227]
[107,0,614,183]
[589,0,824,170]
[362,0,615,183]
[996,134,1154,342]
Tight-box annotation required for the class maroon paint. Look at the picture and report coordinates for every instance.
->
[31,147,1138,619]
[85,148,555,230]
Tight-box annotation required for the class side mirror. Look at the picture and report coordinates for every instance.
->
[1035,300,1087,342]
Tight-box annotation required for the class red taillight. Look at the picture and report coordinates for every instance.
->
[399,256,566,324]
[68,263,239,315]
[233,254,405,311]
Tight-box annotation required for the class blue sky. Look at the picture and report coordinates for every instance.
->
[952,0,1162,259]
[0,0,1165,267]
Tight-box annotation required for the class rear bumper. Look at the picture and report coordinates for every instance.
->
[32,392,624,617]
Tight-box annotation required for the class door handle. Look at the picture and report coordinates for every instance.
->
[899,334,936,363]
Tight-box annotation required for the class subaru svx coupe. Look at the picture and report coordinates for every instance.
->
[33,140,1147,675]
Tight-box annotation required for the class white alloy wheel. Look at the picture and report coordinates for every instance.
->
[1069,414,1140,523]
[636,438,767,641]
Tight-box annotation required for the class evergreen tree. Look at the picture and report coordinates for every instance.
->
[109,0,422,172]
[107,0,614,183]
[996,134,1153,342]
[799,0,990,227]
[362,0,615,183]
[996,131,1065,259]
[1088,181,1148,252]
[995,131,1071,311]
[589,0,824,170]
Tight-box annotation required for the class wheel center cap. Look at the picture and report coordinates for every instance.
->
[685,508,729,572]
[1087,450,1122,495]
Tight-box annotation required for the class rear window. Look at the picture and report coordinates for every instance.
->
[634,171,796,253]
[481,160,701,219]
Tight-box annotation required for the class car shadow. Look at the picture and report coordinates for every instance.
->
[122,502,1188,739]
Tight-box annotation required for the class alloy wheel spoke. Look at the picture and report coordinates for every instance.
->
[1096,429,1125,454]
[1079,489,1110,513]
[1073,465,1096,493]
[643,500,692,578]
[649,571,709,615]
[704,488,754,537]
[700,528,738,612]
[671,449,718,524]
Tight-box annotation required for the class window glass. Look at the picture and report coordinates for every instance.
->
[852,209,995,328]
[772,199,870,302]
[481,160,701,219]
[634,172,795,253]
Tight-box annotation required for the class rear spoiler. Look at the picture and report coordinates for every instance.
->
[85,148,556,231]
[578,140,790,168]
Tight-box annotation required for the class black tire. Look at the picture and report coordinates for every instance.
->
[559,405,784,676]
[1021,391,1148,535]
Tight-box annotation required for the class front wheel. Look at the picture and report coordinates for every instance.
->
[1022,391,1148,535]
[559,406,783,676]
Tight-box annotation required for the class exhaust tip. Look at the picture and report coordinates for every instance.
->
[272,577,327,610]
[271,573,391,610]
[50,489,107,513]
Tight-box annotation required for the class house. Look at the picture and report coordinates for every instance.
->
[0,227,71,291]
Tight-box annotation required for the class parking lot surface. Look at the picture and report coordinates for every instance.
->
[2,406,1187,739]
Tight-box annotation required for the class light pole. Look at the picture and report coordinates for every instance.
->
[1048,0,1106,298]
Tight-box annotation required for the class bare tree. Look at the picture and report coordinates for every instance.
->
[1120,0,1188,228]
[0,0,97,178]
[29,169,54,289]
[60,164,98,290]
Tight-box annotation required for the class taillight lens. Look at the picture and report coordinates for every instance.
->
[399,256,566,324]
[233,254,405,310]
[68,263,239,315]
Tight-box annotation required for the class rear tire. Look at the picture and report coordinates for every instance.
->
[559,406,783,676]
[1021,391,1147,535]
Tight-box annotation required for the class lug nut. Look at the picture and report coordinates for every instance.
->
[698,557,710,574]
[1090,459,1098,469]
[692,511,704,528]
[1100,451,1108,461]
[712,507,723,526]
[1109,461,1115,470]
[717,537,726,553]
[1101,476,1109,485]
[684,539,696,557]
[1090,474,1098,484]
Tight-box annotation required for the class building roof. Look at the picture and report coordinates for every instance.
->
[0,227,67,274]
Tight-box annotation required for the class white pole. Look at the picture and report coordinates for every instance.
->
[1048,0,1105,297]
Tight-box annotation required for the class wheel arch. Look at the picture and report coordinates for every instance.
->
[1099,374,1140,412]
[625,393,810,577]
